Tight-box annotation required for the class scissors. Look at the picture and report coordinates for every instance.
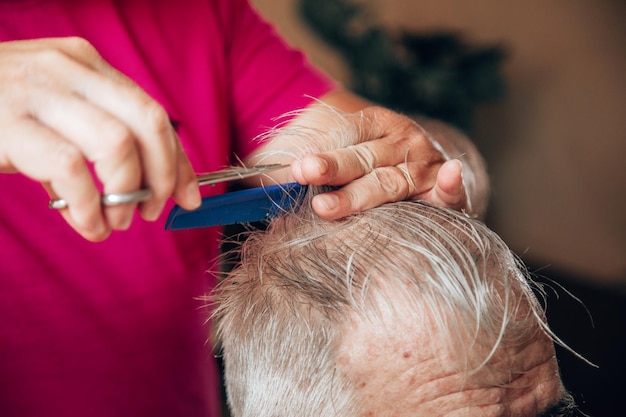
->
[48,163,291,210]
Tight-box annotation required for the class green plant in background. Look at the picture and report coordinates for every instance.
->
[298,0,507,131]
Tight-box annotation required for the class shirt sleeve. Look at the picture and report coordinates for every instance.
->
[217,0,337,158]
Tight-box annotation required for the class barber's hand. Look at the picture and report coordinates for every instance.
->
[0,37,201,241]
[291,106,469,219]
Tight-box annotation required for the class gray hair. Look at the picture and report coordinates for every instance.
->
[211,106,571,416]
[210,188,557,417]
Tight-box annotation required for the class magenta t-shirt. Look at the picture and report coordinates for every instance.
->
[0,1,335,416]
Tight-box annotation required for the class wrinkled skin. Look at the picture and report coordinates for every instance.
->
[337,303,566,417]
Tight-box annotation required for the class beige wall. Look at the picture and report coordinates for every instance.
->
[253,0,626,285]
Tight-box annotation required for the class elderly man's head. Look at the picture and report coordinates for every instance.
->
[211,194,575,417]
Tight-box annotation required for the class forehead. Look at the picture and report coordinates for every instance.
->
[337,289,459,387]
[335,287,565,417]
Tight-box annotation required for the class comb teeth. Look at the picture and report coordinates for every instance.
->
[165,183,306,230]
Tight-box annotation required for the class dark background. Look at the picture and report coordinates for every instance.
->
[532,267,626,417]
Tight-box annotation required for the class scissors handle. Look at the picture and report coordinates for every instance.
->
[48,189,153,210]
[47,164,290,210]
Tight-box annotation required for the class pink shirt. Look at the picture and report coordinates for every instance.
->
[0,1,335,416]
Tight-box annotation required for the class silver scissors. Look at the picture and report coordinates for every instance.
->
[48,163,290,210]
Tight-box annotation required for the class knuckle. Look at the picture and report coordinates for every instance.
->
[143,102,172,138]
[363,105,391,118]
[0,82,28,111]
[101,121,135,159]
[348,144,378,173]
[35,47,69,67]
[63,36,96,55]
[394,135,414,155]
[372,167,409,198]
[415,132,447,161]
[338,188,361,213]
[54,142,86,177]
[402,127,426,148]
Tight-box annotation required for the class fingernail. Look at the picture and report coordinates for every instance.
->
[93,220,108,236]
[187,182,201,208]
[143,202,164,221]
[317,194,339,211]
[291,159,304,183]
[314,157,328,175]
[452,158,463,173]
[118,211,134,230]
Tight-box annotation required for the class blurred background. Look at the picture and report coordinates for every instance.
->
[250,1,625,415]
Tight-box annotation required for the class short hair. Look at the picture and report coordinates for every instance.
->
[210,186,570,416]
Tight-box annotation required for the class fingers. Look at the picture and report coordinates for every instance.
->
[30,83,142,230]
[49,43,194,218]
[295,145,377,186]
[425,159,469,213]
[312,159,468,220]
[311,166,411,219]
[72,43,201,215]
[81,75,200,218]
[293,106,443,185]
[3,118,110,241]
[295,137,441,186]
[290,105,468,218]
[0,38,200,238]
[151,139,201,217]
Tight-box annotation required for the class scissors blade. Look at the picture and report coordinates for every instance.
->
[196,163,291,186]
[48,163,291,209]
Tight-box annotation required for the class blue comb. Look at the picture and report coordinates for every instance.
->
[165,182,306,230]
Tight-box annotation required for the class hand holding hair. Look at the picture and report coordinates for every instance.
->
[261,89,489,220]
[290,105,471,219]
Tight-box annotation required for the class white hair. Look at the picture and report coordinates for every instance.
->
[210,106,578,416]
[210,187,561,416]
